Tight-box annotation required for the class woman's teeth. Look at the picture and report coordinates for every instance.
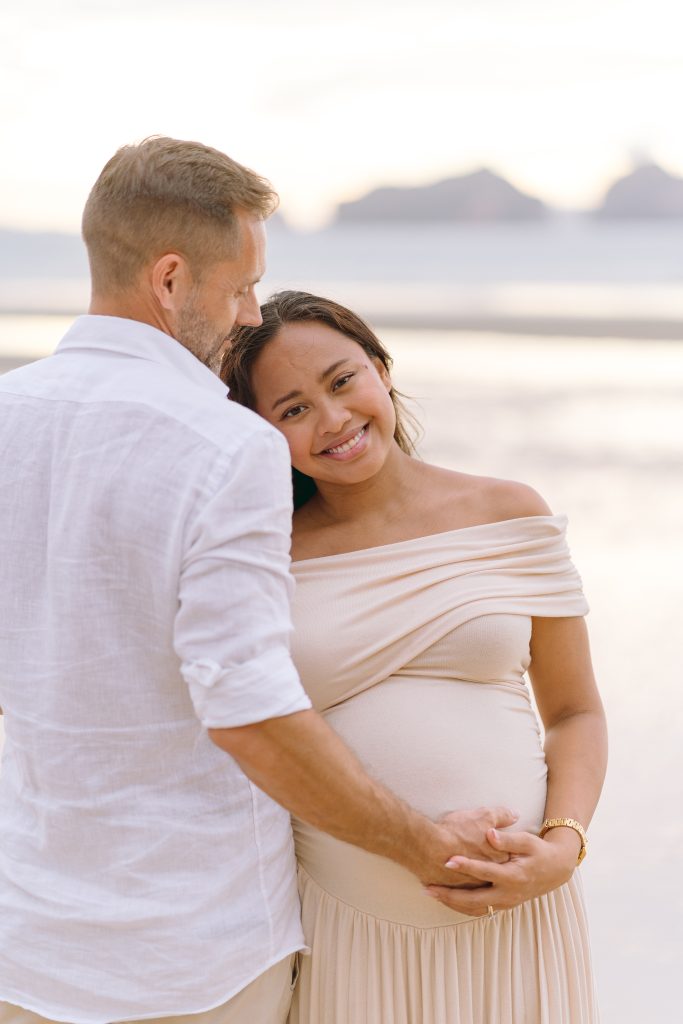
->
[324,426,367,455]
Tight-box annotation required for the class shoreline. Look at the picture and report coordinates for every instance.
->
[346,313,683,340]
[1,310,683,361]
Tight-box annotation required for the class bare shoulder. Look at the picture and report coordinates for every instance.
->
[475,475,553,520]
[416,463,552,529]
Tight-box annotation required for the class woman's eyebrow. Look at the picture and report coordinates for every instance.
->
[271,359,350,411]
[272,388,301,412]
[319,358,348,381]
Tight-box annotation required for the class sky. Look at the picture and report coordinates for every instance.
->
[3,0,683,231]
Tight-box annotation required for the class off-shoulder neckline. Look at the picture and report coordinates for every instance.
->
[291,513,567,566]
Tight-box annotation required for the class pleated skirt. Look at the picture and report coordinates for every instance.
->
[289,866,599,1024]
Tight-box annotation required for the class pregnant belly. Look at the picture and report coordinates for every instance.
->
[293,675,548,927]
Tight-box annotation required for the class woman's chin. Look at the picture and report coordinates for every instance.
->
[306,447,392,487]
[312,463,381,489]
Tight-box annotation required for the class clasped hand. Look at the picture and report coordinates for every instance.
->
[425,805,517,889]
[428,821,579,917]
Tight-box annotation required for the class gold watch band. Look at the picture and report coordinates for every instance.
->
[539,817,587,865]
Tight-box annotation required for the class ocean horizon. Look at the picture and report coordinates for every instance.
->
[1,219,682,340]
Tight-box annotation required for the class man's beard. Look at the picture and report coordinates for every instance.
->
[176,297,228,372]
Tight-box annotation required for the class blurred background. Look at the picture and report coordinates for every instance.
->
[1,2,682,1020]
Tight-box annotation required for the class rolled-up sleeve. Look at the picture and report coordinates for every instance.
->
[175,427,312,728]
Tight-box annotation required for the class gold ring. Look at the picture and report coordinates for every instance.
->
[487,905,494,918]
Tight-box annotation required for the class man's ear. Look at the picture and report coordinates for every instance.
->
[372,356,393,392]
[150,252,192,313]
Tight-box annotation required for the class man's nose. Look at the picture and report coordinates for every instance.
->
[237,290,262,328]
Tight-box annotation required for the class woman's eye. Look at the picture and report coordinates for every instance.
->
[282,405,305,420]
[333,373,354,391]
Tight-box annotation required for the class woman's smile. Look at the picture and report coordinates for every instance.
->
[319,424,369,460]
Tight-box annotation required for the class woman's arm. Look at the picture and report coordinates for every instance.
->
[427,615,607,914]
[529,614,608,855]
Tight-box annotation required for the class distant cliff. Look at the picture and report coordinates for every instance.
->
[596,163,683,218]
[336,168,547,223]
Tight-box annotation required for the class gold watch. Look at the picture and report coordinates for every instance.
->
[539,817,587,865]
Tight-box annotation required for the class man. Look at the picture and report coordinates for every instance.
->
[0,137,514,1024]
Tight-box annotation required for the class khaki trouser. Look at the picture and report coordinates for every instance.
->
[0,954,297,1024]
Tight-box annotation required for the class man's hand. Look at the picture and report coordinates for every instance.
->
[425,824,578,913]
[420,806,518,888]
[438,806,518,863]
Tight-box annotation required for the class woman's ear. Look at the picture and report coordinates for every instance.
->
[372,357,393,392]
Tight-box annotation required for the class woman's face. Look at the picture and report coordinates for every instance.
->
[251,320,397,486]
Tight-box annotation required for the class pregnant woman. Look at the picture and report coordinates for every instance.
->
[222,291,607,1024]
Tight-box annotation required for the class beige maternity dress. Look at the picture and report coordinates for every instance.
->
[288,515,598,1024]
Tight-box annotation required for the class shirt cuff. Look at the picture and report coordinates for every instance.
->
[181,646,312,729]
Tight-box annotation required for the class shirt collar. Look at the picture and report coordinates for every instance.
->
[55,315,228,397]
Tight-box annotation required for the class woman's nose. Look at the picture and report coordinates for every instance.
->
[318,399,351,437]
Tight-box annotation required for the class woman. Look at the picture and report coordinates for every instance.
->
[221,291,607,1024]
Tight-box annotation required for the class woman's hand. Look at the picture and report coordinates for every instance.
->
[425,825,580,915]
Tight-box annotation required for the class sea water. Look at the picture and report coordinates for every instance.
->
[1,317,682,1023]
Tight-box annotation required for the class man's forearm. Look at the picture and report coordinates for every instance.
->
[210,709,517,887]
[210,709,444,881]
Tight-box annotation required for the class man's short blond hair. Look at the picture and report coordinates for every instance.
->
[82,136,278,293]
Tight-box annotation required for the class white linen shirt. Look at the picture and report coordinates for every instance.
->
[0,315,311,1023]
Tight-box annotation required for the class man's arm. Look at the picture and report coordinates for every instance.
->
[210,709,517,887]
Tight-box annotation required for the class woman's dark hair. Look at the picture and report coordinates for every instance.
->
[221,290,420,508]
